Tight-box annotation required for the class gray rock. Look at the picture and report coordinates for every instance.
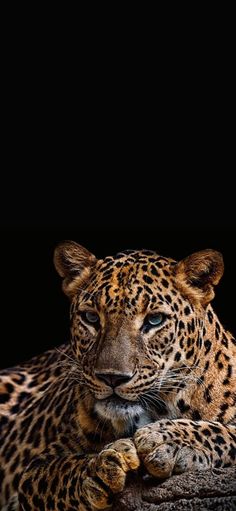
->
[113,468,236,511]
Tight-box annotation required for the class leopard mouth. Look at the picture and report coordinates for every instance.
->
[97,395,140,412]
[94,395,153,435]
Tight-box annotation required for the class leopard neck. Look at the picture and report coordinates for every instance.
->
[190,305,236,423]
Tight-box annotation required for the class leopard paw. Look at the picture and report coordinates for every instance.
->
[83,439,140,509]
[134,420,211,478]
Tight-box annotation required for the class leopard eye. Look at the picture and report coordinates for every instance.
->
[147,313,165,326]
[142,313,166,332]
[81,311,100,327]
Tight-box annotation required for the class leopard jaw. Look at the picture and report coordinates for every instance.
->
[95,397,153,435]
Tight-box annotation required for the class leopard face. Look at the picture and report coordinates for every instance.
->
[54,242,224,434]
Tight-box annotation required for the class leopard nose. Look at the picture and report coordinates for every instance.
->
[95,372,133,388]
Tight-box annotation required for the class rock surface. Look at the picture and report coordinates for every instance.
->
[113,468,236,510]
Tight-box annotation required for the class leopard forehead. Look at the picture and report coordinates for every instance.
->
[75,249,177,310]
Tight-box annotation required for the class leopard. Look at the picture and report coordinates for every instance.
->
[0,241,236,510]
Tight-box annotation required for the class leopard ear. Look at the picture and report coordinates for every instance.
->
[174,249,224,306]
[54,241,97,298]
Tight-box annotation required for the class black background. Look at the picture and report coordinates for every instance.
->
[0,221,235,370]
[1,18,235,370]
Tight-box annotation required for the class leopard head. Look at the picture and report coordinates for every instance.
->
[54,241,224,433]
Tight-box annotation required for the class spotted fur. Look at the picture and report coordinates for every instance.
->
[0,242,235,510]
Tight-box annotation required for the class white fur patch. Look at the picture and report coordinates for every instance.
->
[95,399,152,435]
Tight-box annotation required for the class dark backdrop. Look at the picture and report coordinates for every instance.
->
[0,225,235,370]
[1,19,235,370]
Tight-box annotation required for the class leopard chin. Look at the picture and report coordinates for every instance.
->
[94,396,153,435]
